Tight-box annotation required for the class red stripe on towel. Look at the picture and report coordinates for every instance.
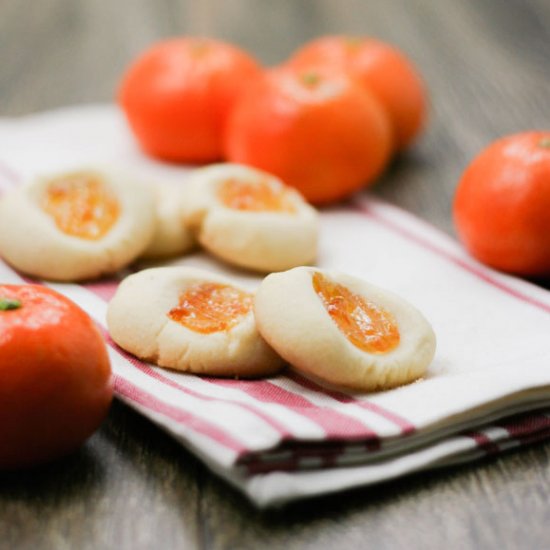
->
[511,427,550,446]
[103,331,292,438]
[83,279,119,302]
[211,378,379,440]
[355,202,550,315]
[287,371,416,434]
[114,374,246,454]
[498,413,550,437]
[464,431,500,455]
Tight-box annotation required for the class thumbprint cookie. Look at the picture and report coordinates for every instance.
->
[0,168,155,281]
[254,267,436,391]
[140,185,195,260]
[181,163,319,272]
[107,266,284,377]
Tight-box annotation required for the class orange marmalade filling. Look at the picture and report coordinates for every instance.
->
[312,272,400,354]
[42,173,120,240]
[168,282,253,334]
[217,178,296,213]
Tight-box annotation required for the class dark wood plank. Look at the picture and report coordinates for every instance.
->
[199,443,550,550]
[0,401,204,549]
[1,0,550,548]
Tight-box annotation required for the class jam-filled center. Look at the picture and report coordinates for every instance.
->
[168,282,253,334]
[218,178,296,213]
[42,172,120,240]
[312,272,400,354]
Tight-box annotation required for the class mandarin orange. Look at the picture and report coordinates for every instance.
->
[119,38,262,162]
[224,66,392,205]
[0,285,113,469]
[454,131,550,276]
[288,35,427,151]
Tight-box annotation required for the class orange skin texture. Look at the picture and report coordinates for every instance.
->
[224,67,392,205]
[0,285,113,469]
[287,35,427,151]
[119,38,262,163]
[453,132,550,277]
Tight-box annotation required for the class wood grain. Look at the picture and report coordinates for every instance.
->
[1,0,550,548]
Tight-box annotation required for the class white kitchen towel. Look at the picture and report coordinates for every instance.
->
[0,105,549,508]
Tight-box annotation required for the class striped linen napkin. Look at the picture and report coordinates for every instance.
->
[0,105,549,507]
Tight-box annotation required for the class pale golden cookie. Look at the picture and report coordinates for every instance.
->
[107,266,284,377]
[181,163,319,272]
[0,168,155,281]
[140,185,195,260]
[254,267,436,391]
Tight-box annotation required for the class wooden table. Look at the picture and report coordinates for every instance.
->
[1,1,549,548]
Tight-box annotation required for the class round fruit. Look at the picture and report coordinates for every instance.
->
[224,66,392,205]
[453,131,550,277]
[0,285,113,469]
[118,38,262,162]
[288,35,427,150]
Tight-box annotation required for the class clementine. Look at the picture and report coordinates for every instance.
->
[288,35,427,151]
[118,38,262,162]
[224,66,392,205]
[0,285,113,469]
[453,132,550,277]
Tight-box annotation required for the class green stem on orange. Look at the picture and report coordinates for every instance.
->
[539,137,550,148]
[344,36,363,49]
[188,39,209,58]
[301,71,321,87]
[0,297,21,311]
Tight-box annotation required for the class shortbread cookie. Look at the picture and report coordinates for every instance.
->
[107,266,284,377]
[254,267,436,391]
[0,168,155,281]
[140,185,195,260]
[181,163,319,272]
